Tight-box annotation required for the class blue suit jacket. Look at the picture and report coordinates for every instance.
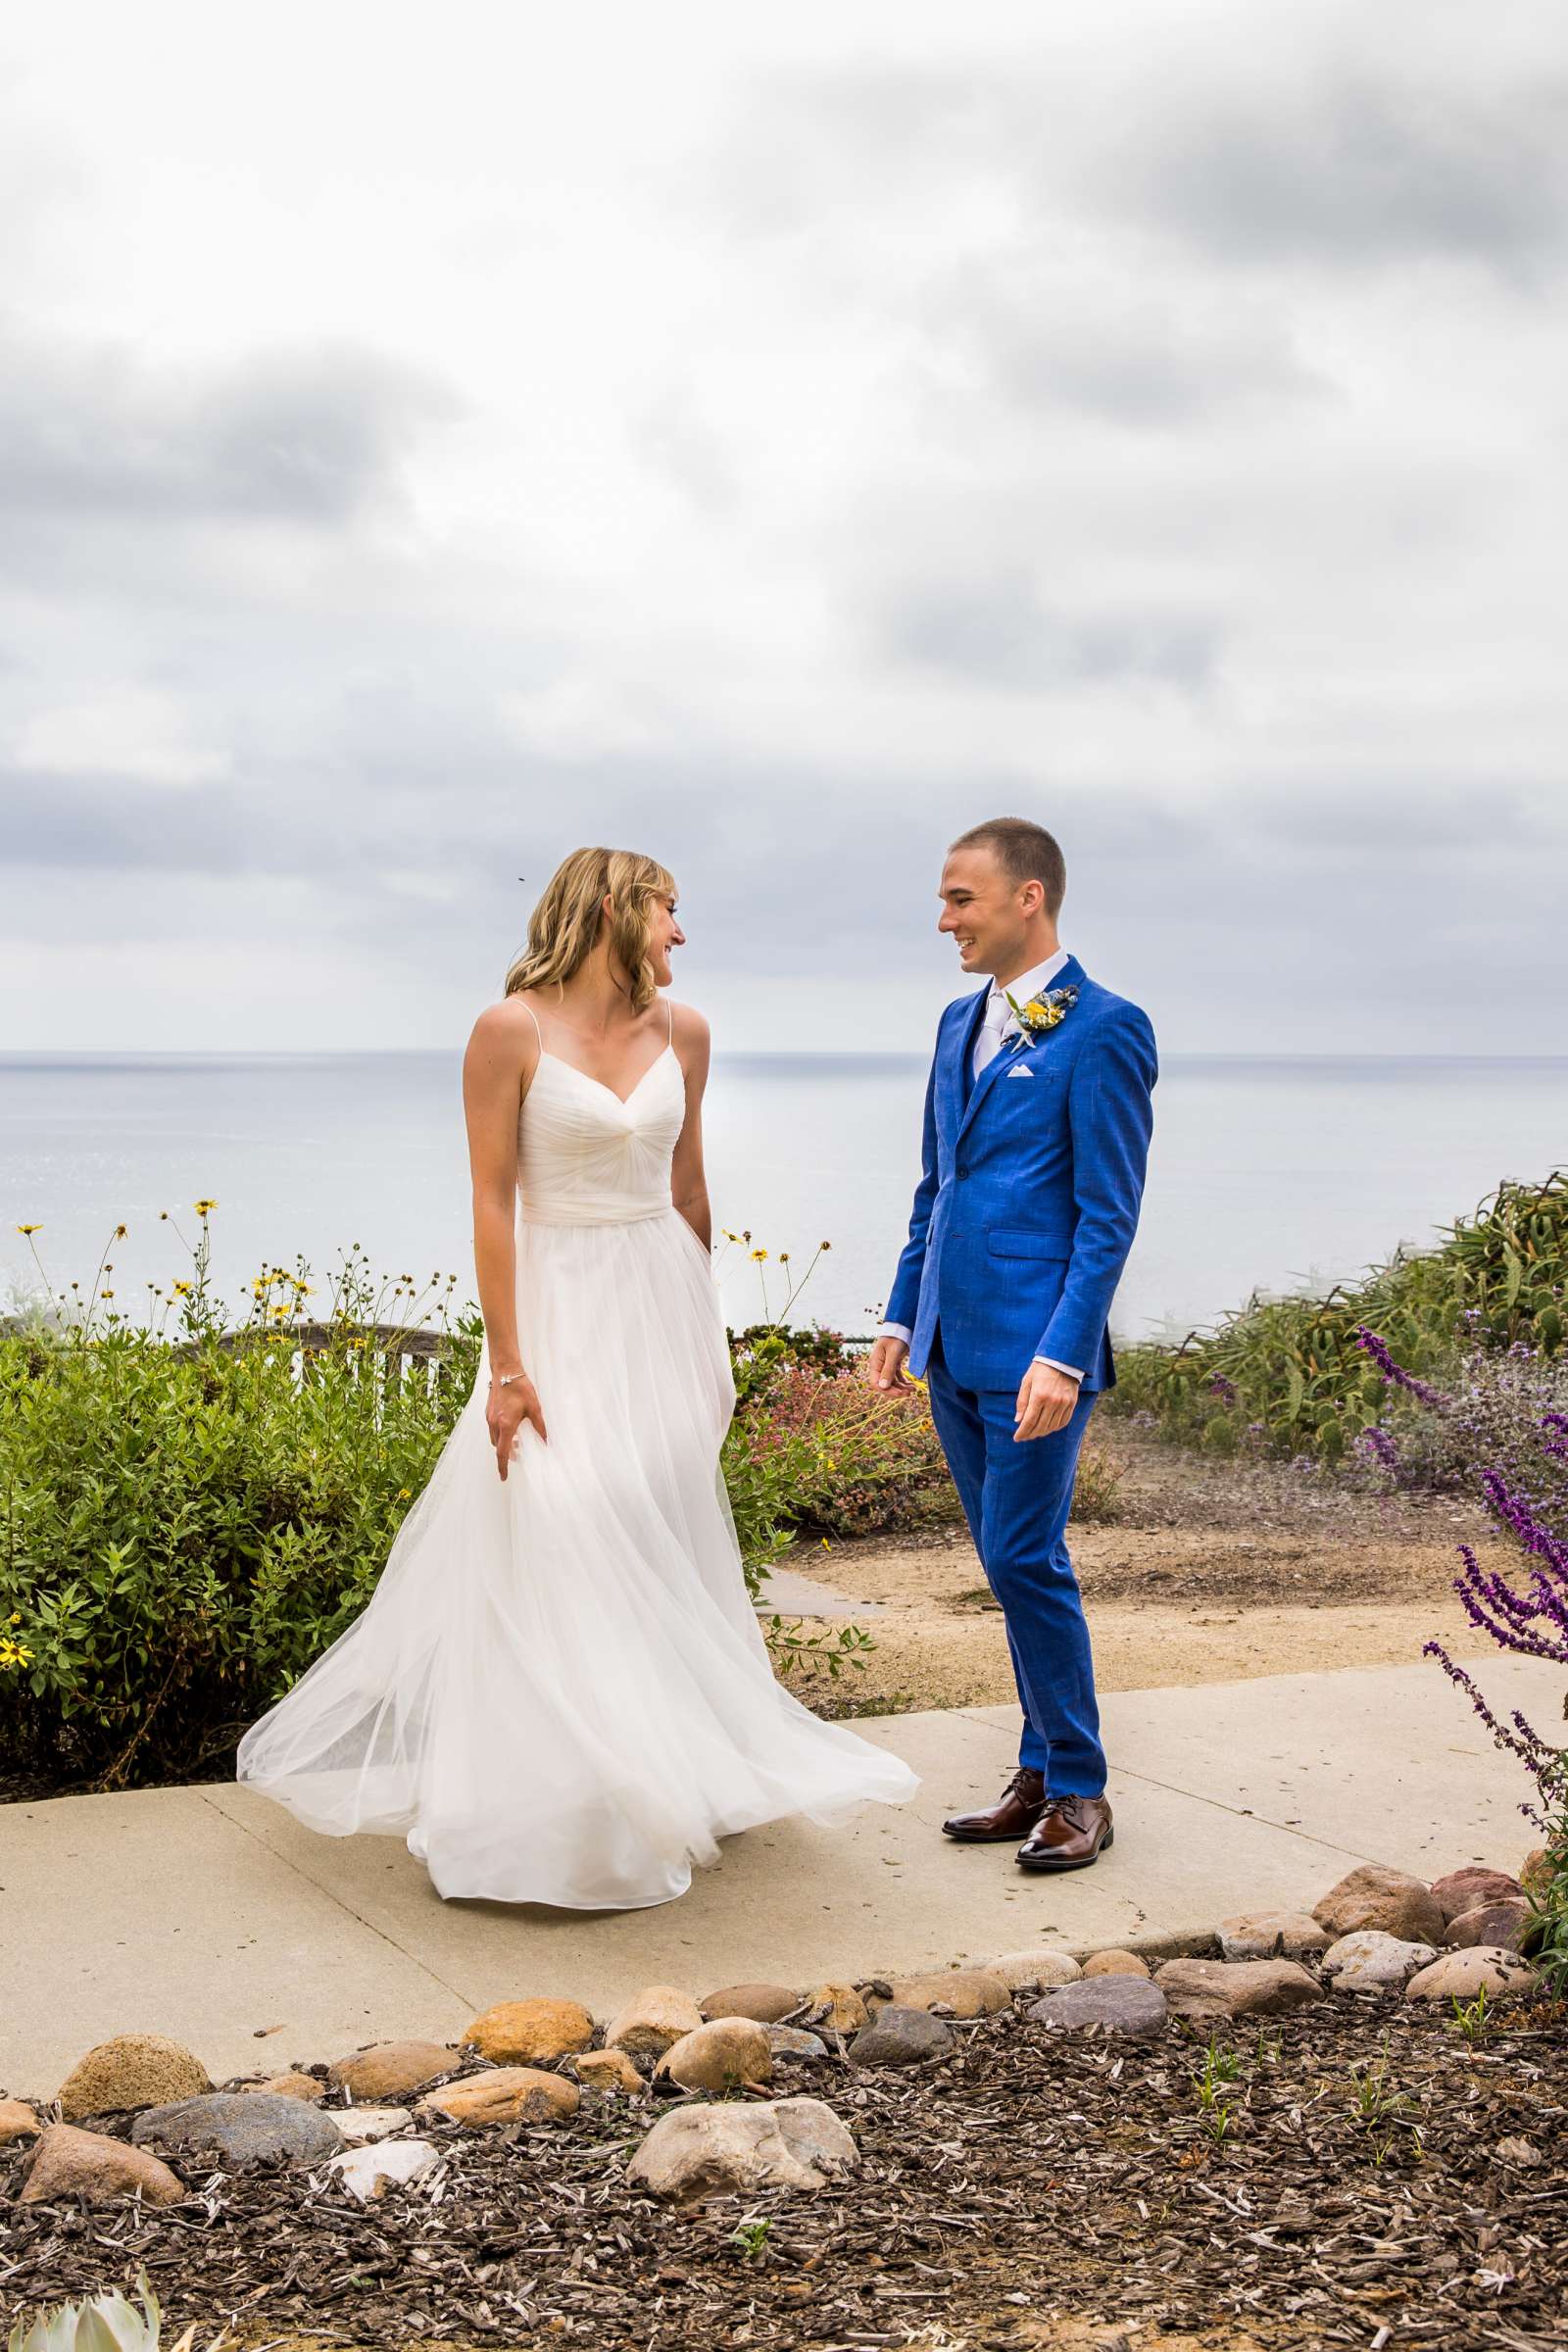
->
[885,958,1156,1394]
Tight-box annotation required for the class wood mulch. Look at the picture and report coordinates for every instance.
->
[5,1999,1565,2351]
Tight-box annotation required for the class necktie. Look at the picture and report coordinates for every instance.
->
[974,990,1011,1076]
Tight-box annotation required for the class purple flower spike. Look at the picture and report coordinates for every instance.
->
[1354,1327,1448,1408]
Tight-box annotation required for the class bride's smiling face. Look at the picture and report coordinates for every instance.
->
[646,892,685,989]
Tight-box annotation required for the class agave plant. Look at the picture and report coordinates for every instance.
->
[6,2277,223,2352]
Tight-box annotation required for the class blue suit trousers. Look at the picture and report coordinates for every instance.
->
[925,1328,1106,1794]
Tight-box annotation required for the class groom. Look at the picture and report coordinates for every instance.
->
[868,818,1156,1872]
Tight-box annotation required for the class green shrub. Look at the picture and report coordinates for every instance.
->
[1109,1172,1568,1458]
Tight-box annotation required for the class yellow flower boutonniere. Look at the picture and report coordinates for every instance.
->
[1004,983,1079,1046]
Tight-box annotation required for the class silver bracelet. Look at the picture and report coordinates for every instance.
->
[492,1370,525,1388]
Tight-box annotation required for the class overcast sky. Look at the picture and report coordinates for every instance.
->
[3,0,1566,1055]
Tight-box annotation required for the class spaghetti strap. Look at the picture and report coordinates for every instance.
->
[665,997,675,1049]
[518,998,545,1051]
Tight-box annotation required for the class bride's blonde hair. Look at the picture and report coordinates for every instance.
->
[505,847,676,1015]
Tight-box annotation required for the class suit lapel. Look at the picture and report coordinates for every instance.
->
[956,956,1085,1144]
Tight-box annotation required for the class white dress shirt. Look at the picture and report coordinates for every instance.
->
[880,950,1082,1381]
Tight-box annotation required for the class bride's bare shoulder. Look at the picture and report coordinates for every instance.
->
[466,995,542,1070]
[667,1000,710,1055]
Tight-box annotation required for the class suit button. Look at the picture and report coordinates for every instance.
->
[956,1167,969,1180]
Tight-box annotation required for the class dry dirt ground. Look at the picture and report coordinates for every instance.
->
[787,1422,1509,1719]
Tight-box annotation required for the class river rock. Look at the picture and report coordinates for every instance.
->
[1155,1958,1322,2021]
[419,2068,580,2126]
[767,2026,829,2062]
[883,1970,1010,2018]
[1405,1947,1539,2002]
[1445,1899,1532,1953]
[570,2049,645,2096]
[657,2019,772,2094]
[244,2073,322,2102]
[847,2006,954,2068]
[1322,1932,1438,1993]
[604,1986,705,2058]
[1430,1866,1524,1924]
[1081,1950,1152,1979]
[21,2124,185,2208]
[327,2041,455,2101]
[464,1998,595,2064]
[132,2091,341,2168]
[1218,1910,1332,1962]
[699,1982,802,2025]
[327,2138,440,2200]
[329,2105,412,2145]
[1028,1977,1168,2040]
[0,2099,40,2144]
[1312,1865,1444,1946]
[805,1983,869,2034]
[1520,1847,1552,1898]
[57,2034,211,2122]
[628,2096,858,2200]
[985,1948,1082,1991]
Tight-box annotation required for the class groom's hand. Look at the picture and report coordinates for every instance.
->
[1014,1361,1079,1443]
[867,1335,913,1393]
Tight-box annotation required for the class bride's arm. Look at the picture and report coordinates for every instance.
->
[669,1003,712,1250]
[463,1004,547,1478]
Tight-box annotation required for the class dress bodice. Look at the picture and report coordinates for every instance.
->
[517,1048,685,1226]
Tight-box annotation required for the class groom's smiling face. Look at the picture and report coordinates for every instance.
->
[938,845,1046,981]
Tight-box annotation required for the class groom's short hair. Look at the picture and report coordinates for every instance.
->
[950,817,1066,917]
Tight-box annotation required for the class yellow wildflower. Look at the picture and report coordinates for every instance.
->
[16,1223,41,1236]
[751,1249,768,1262]
[397,1488,412,1501]
[172,1281,192,1297]
[193,1199,218,1215]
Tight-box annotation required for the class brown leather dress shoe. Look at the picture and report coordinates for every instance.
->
[1016,1792,1114,1871]
[943,1766,1047,1842]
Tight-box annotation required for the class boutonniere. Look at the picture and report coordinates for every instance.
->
[1004,984,1078,1047]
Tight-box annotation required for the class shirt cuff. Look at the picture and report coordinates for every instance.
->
[879,1322,913,1345]
[1033,1355,1083,1381]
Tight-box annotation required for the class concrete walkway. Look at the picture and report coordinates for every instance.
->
[2,1654,1555,2096]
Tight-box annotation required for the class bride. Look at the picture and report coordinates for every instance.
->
[237,846,918,1907]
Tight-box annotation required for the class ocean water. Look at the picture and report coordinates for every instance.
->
[2,1052,1565,1347]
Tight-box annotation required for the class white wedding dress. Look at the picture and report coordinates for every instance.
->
[236,1007,918,1907]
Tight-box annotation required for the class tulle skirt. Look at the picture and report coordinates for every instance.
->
[236,1208,918,1907]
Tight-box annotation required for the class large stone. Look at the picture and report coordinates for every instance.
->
[657,2019,772,2094]
[1446,1899,1533,1953]
[699,1982,802,2026]
[57,2034,211,2122]
[22,2124,185,2207]
[604,1986,705,2059]
[805,1983,869,2034]
[1218,1911,1332,1962]
[985,1948,1082,1991]
[1430,1866,1524,1925]
[132,2091,341,2168]
[327,2138,441,2201]
[464,1999,595,2065]
[628,2097,859,2200]
[418,2068,580,2127]
[1520,1847,1554,1899]
[767,2026,830,2062]
[1081,1950,1152,1980]
[1155,1958,1322,2021]
[1405,1947,1539,2003]
[570,2049,645,2096]
[244,2072,322,2102]
[1028,1977,1168,2040]
[329,2105,412,2145]
[0,2099,40,2144]
[847,2006,954,2068]
[884,1970,1010,2019]
[326,2040,455,2101]
[1322,1932,1438,1993]
[1312,1865,1445,1946]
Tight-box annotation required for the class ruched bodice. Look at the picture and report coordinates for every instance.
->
[518,1047,685,1227]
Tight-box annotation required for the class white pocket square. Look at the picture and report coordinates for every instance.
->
[1005,1065,1034,1079]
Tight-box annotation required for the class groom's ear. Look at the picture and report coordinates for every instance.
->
[1018,878,1046,917]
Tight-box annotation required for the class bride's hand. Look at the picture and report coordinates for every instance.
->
[486,1371,548,1482]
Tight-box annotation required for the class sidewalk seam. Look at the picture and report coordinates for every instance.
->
[195,1792,478,2015]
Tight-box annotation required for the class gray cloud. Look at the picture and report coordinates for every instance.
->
[0,325,458,524]
[885,574,1222,692]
